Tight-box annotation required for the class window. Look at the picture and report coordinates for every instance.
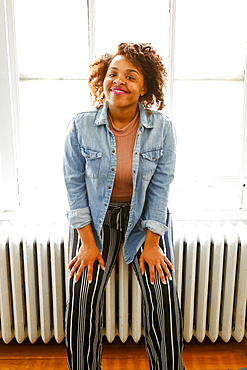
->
[1,0,247,219]
[12,0,91,215]
[169,0,247,217]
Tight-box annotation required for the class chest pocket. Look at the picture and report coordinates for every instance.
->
[140,149,163,181]
[81,148,103,178]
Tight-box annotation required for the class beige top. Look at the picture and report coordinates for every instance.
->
[108,109,140,203]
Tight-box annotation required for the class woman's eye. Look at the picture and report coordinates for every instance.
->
[127,76,135,80]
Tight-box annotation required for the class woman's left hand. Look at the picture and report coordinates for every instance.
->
[139,229,173,285]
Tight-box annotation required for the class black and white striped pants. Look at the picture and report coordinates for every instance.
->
[65,205,184,370]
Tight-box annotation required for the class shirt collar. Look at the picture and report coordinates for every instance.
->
[94,101,154,129]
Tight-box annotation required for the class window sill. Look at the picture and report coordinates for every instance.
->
[0,209,67,226]
[172,209,247,225]
[1,209,247,226]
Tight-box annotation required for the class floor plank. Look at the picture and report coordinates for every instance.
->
[0,336,246,370]
[183,337,247,370]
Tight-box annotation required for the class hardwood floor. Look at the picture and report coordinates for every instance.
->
[0,336,246,370]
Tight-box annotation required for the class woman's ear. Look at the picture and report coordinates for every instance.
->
[141,85,147,97]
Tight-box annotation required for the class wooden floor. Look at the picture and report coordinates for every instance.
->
[0,336,247,370]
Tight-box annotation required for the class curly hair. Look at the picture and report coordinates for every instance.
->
[88,43,167,110]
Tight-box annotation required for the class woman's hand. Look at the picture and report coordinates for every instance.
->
[139,229,173,285]
[68,224,105,283]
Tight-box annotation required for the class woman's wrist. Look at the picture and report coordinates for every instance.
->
[78,223,96,247]
[144,228,160,249]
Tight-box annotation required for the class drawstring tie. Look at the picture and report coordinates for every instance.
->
[104,203,130,233]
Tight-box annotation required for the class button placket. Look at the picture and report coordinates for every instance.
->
[99,131,116,227]
[128,123,142,231]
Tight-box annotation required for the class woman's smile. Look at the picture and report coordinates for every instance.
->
[110,86,129,95]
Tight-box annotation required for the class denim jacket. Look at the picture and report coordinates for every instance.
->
[63,102,176,263]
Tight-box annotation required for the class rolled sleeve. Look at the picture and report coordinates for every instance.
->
[140,219,168,235]
[66,207,92,229]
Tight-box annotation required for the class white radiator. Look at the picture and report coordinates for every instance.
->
[174,221,247,343]
[0,221,246,345]
[0,222,69,344]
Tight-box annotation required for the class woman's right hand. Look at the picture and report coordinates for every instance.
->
[68,224,105,283]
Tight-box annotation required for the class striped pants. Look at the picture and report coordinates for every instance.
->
[65,206,184,370]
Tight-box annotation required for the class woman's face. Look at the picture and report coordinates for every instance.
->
[103,55,146,111]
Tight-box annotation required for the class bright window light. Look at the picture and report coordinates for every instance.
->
[12,0,247,216]
[14,0,89,78]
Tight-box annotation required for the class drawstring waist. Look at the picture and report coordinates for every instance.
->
[104,202,130,233]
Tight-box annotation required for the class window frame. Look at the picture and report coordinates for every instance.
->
[0,0,20,213]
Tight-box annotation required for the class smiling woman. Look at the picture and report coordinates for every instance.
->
[63,42,184,370]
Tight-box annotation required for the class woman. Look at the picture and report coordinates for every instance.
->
[63,42,184,370]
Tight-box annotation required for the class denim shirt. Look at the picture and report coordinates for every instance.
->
[63,102,176,264]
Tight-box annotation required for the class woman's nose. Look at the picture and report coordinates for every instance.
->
[113,76,125,85]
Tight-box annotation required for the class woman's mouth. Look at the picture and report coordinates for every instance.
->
[110,87,128,95]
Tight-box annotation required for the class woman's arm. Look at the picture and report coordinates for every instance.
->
[141,118,177,232]
[140,118,176,284]
[64,119,105,283]
[68,223,105,283]
[63,118,92,229]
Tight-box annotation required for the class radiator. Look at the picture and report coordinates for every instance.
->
[0,221,246,345]
[174,221,247,343]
